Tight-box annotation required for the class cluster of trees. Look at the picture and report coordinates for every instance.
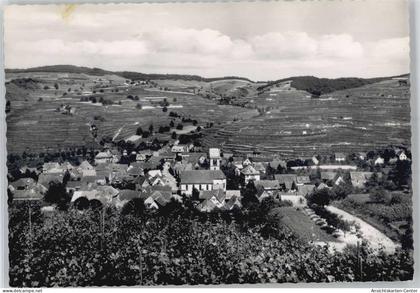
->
[127,95,140,101]
[257,76,387,96]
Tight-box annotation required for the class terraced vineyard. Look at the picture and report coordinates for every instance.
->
[202,79,411,158]
[6,72,257,154]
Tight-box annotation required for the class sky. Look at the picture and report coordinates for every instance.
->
[4,1,410,81]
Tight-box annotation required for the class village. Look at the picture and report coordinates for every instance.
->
[7,127,412,252]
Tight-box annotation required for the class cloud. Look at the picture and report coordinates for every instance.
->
[318,34,364,59]
[5,26,409,80]
[250,32,318,59]
[369,37,409,61]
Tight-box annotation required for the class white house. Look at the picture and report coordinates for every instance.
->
[398,152,408,161]
[180,170,226,196]
[374,156,385,165]
[241,165,260,184]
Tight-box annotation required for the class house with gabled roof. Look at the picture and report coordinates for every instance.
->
[274,174,297,191]
[374,156,385,165]
[78,160,94,171]
[241,165,260,184]
[127,163,144,178]
[95,150,116,165]
[38,173,64,186]
[144,196,159,210]
[224,196,242,210]
[398,151,408,161]
[180,170,226,196]
[256,189,273,202]
[243,158,252,167]
[335,176,345,186]
[19,165,41,176]
[197,198,218,212]
[199,188,225,203]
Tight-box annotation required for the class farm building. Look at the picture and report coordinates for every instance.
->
[350,171,373,188]
[19,166,40,175]
[316,182,330,190]
[241,165,261,184]
[180,170,226,196]
[197,197,223,212]
[398,151,408,161]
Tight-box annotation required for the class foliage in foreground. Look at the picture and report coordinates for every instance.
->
[9,203,413,287]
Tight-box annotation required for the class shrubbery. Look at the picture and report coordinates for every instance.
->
[8,201,413,286]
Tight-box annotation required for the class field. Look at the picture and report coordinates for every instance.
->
[203,80,411,158]
[270,207,337,243]
[6,68,411,158]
